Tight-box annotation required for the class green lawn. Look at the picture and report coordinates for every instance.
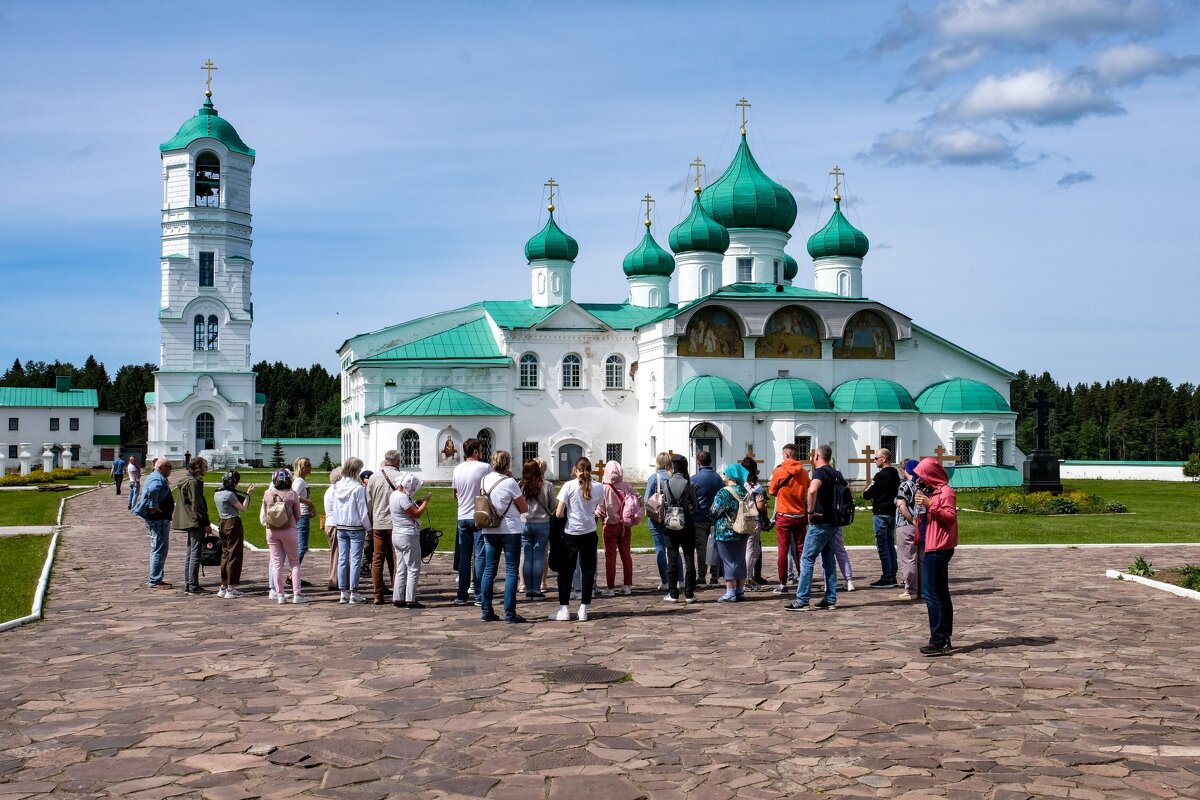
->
[0,491,69,526]
[0,535,52,621]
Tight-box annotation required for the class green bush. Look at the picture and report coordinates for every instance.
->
[1179,565,1200,592]
[1184,454,1200,481]
[1127,555,1153,577]
[1105,501,1128,513]
[0,467,92,487]
[1049,497,1078,514]
[972,488,1124,515]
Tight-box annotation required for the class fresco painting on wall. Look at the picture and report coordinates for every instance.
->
[756,305,821,359]
[834,310,894,359]
[678,307,744,358]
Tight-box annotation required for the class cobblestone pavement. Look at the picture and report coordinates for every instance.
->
[2,488,1199,800]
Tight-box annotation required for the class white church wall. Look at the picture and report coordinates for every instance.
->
[721,228,789,285]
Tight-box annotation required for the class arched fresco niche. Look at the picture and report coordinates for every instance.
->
[755,305,821,359]
[834,310,895,360]
[678,306,744,358]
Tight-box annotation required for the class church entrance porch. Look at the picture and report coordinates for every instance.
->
[195,412,215,454]
[690,422,720,462]
[557,443,583,481]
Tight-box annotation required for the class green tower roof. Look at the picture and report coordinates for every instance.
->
[524,212,579,262]
[699,134,797,233]
[783,252,799,281]
[807,200,869,259]
[160,96,255,156]
[669,195,730,254]
[831,378,915,412]
[623,226,676,277]
[375,387,511,417]
[664,375,752,413]
[916,378,1012,414]
[749,378,832,411]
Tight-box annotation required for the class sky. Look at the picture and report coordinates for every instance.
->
[1,0,1197,386]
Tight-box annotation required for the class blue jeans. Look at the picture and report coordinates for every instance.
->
[455,520,480,602]
[146,519,170,585]
[127,482,139,512]
[521,521,550,591]
[481,533,521,620]
[922,548,955,647]
[648,519,680,585]
[296,514,311,564]
[873,515,898,582]
[795,522,837,606]
[336,527,366,591]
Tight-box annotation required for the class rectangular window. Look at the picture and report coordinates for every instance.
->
[519,355,539,389]
[995,439,1008,466]
[70,446,80,462]
[100,448,114,461]
[49,418,60,431]
[199,251,215,287]
[955,438,975,464]
[736,257,753,283]
[522,441,539,463]
[606,443,623,464]
[605,356,624,389]
[880,435,897,460]
[773,259,782,283]
[794,435,811,461]
[7,417,16,431]
[7,445,17,459]
[69,417,80,431]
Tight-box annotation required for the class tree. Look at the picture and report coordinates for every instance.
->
[1184,454,1200,482]
[319,451,334,471]
[270,440,286,469]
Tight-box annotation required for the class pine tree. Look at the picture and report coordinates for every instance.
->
[270,440,286,469]
[319,451,334,471]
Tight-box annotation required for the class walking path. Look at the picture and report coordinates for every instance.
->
[1,488,1199,799]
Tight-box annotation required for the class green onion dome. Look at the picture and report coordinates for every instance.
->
[665,375,752,413]
[669,196,730,254]
[807,199,869,259]
[749,378,832,411]
[623,227,676,277]
[698,134,797,233]
[160,96,255,156]
[831,378,915,412]
[783,252,799,281]
[524,212,579,262]
[916,378,1012,414]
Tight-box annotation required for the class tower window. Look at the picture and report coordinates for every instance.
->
[736,257,752,283]
[604,355,624,389]
[699,267,712,295]
[207,315,219,351]
[773,259,781,284]
[193,315,205,350]
[199,252,215,287]
[562,353,582,389]
[519,353,539,389]
[195,152,220,207]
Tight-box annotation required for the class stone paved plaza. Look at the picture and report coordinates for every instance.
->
[2,488,1200,799]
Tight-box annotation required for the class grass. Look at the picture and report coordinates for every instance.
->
[0,534,52,621]
[0,491,68,526]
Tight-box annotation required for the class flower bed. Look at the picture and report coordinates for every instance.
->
[0,468,93,487]
[969,489,1126,515]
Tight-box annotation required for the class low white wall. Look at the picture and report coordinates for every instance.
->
[1060,461,1188,482]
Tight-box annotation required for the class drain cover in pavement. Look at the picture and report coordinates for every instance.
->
[545,665,629,684]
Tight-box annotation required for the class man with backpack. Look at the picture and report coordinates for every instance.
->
[690,450,724,586]
[786,444,845,612]
[137,457,175,589]
[662,454,699,603]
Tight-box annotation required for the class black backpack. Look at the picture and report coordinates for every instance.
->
[815,466,855,526]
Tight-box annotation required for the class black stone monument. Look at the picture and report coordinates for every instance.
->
[1022,389,1063,494]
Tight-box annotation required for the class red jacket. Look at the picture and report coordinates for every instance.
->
[914,459,957,552]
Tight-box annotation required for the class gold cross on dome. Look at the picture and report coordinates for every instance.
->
[830,165,844,203]
[691,157,704,195]
[201,59,218,97]
[545,177,558,212]
[736,97,751,134]
[642,193,655,227]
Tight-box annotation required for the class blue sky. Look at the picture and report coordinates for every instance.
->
[1,0,1197,385]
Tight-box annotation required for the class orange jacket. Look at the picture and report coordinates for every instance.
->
[768,460,811,515]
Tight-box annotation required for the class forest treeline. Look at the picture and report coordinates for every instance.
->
[2,358,1197,460]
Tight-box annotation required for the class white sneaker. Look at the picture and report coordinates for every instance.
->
[846,579,857,592]
[268,589,278,600]
[577,604,588,621]
[277,594,286,605]
[551,605,570,622]
[621,586,632,596]
[339,591,350,604]
[663,594,678,603]
[292,595,309,604]
[224,588,244,599]
[217,587,227,599]
[771,584,787,594]
[601,588,615,597]
[348,593,366,604]
[897,591,914,601]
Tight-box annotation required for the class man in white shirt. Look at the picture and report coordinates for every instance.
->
[451,438,492,605]
[126,456,142,512]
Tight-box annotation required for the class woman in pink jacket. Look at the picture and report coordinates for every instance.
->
[913,458,958,656]
[600,460,637,596]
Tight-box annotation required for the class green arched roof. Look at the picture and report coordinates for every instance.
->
[669,196,730,254]
[524,212,579,262]
[375,387,511,417]
[749,378,832,411]
[916,378,1012,414]
[699,134,797,233]
[831,378,915,412]
[807,200,869,259]
[160,96,255,156]
[623,227,675,277]
[783,252,799,281]
[664,375,752,413]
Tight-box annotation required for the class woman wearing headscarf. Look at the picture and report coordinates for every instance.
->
[262,468,305,605]
[600,460,636,596]
[710,463,764,603]
[389,471,431,608]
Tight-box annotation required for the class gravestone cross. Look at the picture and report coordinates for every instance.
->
[847,444,876,482]
[1027,389,1055,452]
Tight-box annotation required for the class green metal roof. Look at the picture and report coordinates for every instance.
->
[623,227,676,277]
[699,134,797,233]
[160,96,255,156]
[144,392,155,404]
[664,375,753,413]
[478,301,557,329]
[256,393,267,405]
[916,378,1012,414]
[807,199,869,259]
[264,437,341,446]
[93,434,121,445]
[361,318,503,362]
[749,378,833,412]
[783,252,799,281]
[0,387,99,408]
[830,378,915,412]
[524,212,579,262]
[581,303,675,329]
[375,387,511,417]
[669,195,730,254]
[947,465,1023,489]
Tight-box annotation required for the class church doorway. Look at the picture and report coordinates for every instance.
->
[195,413,215,454]
[557,443,583,481]
[690,423,720,461]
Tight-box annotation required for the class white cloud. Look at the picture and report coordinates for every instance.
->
[940,66,1124,125]
[892,42,992,96]
[932,0,1170,45]
[1091,42,1200,85]
[1057,170,1095,188]
[860,127,1029,167]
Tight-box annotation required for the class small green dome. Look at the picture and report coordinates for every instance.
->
[524,212,579,262]
[783,252,799,281]
[669,196,730,254]
[623,227,675,277]
[916,378,1012,414]
[831,378,915,412]
[807,200,869,259]
[664,375,752,413]
[160,96,255,156]
[749,378,832,411]
[699,135,797,233]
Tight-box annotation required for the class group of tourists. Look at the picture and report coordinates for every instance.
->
[127,438,958,655]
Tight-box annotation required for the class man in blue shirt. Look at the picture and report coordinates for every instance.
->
[138,458,176,589]
[689,450,724,585]
[111,455,126,495]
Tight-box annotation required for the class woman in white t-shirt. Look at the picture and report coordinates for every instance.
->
[389,472,431,608]
[478,451,529,623]
[551,456,605,622]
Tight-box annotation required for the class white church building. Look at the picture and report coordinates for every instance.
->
[338,116,1023,486]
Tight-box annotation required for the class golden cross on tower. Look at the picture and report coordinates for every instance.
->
[736,97,751,135]
[691,157,705,195]
[642,193,654,227]
[830,165,844,203]
[201,59,218,97]
[545,177,558,213]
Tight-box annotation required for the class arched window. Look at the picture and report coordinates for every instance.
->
[605,355,624,389]
[399,429,420,468]
[561,353,582,389]
[519,353,539,389]
[195,412,215,451]
[690,422,722,460]
[837,271,849,296]
[193,315,205,350]
[195,152,221,207]
[698,267,712,295]
[206,315,219,350]
[649,287,662,307]
[477,428,493,461]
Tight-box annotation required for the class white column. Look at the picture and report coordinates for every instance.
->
[61,444,73,469]
[42,443,54,473]
[19,444,32,476]
[0,443,6,474]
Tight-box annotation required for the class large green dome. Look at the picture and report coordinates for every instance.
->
[783,252,799,281]
[807,200,869,259]
[623,227,675,277]
[669,196,730,254]
[524,212,579,262]
[749,378,832,411]
[160,96,255,156]
[831,378,915,412]
[916,378,1012,414]
[664,375,752,413]
[699,135,797,233]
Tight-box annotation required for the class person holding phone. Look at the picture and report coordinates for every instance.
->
[389,472,431,608]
